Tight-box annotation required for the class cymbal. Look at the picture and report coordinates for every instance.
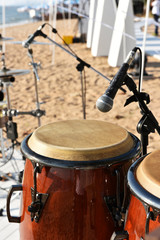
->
[0,34,13,42]
[6,40,53,45]
[0,68,30,78]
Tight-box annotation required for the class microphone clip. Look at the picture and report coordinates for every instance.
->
[124,92,150,107]
[32,29,47,40]
[124,75,150,107]
[76,57,91,72]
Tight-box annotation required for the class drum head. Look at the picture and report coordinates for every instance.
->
[28,120,134,161]
[136,150,160,198]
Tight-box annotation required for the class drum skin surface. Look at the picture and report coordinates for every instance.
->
[20,120,141,240]
[137,150,160,198]
[28,120,134,161]
[125,196,160,240]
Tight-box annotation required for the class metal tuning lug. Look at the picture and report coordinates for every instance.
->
[28,165,49,223]
[28,188,49,223]
[110,230,129,240]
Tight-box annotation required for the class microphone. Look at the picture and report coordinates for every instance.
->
[96,47,137,112]
[22,24,46,48]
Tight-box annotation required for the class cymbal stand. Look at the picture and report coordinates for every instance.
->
[0,50,21,174]
[27,48,44,127]
[0,52,24,215]
[0,78,20,177]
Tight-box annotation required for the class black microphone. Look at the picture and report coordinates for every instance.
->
[22,24,46,48]
[96,47,137,112]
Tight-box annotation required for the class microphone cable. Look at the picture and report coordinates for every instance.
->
[42,22,78,58]
[136,47,142,92]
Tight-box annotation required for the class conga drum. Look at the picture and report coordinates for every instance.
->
[124,150,160,239]
[7,120,141,240]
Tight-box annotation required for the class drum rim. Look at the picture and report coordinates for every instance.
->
[21,133,141,169]
[127,155,160,211]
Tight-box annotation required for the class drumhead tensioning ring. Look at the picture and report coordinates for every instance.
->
[127,154,160,211]
[21,120,141,168]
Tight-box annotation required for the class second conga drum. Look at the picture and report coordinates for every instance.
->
[16,120,141,239]
[125,150,160,239]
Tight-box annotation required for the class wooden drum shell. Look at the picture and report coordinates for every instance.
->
[20,120,141,240]
[20,159,116,239]
[125,196,160,240]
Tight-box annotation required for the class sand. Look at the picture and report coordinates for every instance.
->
[2,19,160,153]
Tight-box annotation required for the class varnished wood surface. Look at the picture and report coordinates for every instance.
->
[125,196,160,239]
[20,159,117,240]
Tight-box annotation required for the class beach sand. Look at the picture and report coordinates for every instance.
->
[2,19,160,153]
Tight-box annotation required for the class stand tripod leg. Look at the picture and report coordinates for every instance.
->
[34,71,41,127]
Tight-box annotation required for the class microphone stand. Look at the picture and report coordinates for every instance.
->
[27,48,45,127]
[124,75,160,155]
[45,34,128,91]
[3,109,45,118]
[24,27,126,120]
[29,29,126,119]
[76,61,86,119]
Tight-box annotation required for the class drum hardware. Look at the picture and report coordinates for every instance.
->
[0,34,13,42]
[104,193,126,227]
[0,52,26,211]
[114,168,125,226]
[0,50,46,126]
[111,210,158,239]
[0,53,30,216]
[6,40,53,46]
[28,164,49,223]
[143,205,160,236]
[1,52,5,70]
[104,168,128,228]
[145,210,155,235]
[0,79,19,168]
[0,70,30,79]
[0,53,30,78]
[3,108,45,119]
[115,169,121,210]
[110,230,129,240]
[27,48,44,127]
[6,184,22,223]
[6,120,18,141]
